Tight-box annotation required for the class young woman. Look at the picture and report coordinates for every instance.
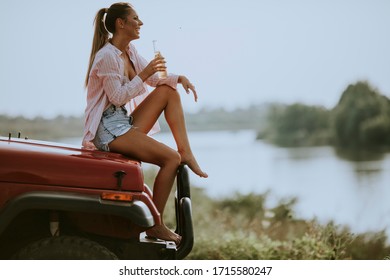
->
[83,2,207,245]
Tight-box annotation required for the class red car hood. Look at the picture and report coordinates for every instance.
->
[0,137,144,191]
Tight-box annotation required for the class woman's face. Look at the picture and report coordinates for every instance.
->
[122,9,143,40]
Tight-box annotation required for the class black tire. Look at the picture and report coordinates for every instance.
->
[13,236,118,260]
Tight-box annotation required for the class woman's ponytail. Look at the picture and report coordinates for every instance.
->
[85,8,109,87]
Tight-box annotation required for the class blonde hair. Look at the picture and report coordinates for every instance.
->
[85,3,133,87]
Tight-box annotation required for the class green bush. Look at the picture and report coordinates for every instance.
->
[262,103,332,147]
[360,115,390,145]
[188,222,353,260]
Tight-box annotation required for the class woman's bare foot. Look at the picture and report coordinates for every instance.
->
[180,151,208,178]
[146,224,182,245]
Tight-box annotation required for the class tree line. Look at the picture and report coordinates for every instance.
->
[259,81,390,148]
[0,105,269,141]
[0,115,84,141]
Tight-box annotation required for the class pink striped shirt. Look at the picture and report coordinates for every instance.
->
[82,42,179,148]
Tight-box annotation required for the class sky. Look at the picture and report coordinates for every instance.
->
[1,0,389,118]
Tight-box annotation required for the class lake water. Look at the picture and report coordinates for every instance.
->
[62,129,390,239]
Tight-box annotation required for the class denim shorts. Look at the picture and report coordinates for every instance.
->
[93,105,133,152]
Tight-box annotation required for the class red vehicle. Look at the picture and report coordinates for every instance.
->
[0,134,193,259]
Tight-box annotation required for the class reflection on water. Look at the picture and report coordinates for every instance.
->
[354,162,382,176]
[335,147,387,190]
[61,130,390,240]
[335,146,387,162]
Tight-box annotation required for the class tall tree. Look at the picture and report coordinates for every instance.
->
[332,81,390,147]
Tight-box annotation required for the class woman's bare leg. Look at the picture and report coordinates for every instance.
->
[131,85,208,178]
[108,128,181,244]
[107,85,206,244]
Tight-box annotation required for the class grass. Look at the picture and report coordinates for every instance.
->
[145,168,390,260]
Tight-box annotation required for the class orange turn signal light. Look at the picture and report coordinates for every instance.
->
[101,192,133,202]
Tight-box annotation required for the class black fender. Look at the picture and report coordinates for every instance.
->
[0,191,155,236]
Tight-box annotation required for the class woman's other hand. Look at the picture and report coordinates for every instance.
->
[178,75,198,102]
